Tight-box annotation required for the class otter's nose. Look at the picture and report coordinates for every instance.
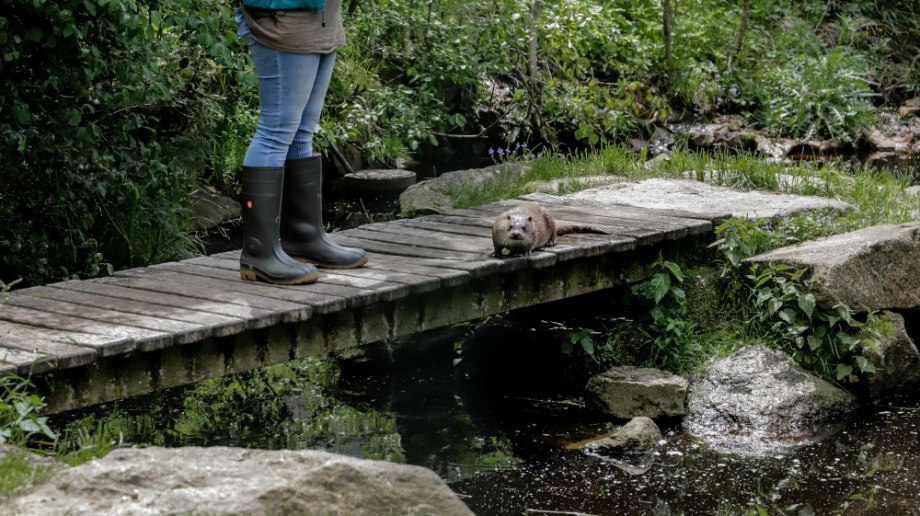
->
[511,230,521,239]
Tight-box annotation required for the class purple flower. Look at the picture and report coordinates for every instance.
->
[729,84,739,96]
[488,148,495,155]
[497,148,504,155]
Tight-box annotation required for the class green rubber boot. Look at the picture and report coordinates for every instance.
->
[239,166,320,285]
[281,156,368,268]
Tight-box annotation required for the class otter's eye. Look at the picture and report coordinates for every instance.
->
[527,216,532,221]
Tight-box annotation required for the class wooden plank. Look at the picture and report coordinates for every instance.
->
[458,207,683,246]
[333,232,560,271]
[328,233,493,264]
[7,289,199,351]
[465,204,689,242]
[415,212,639,259]
[0,304,140,356]
[29,286,245,338]
[0,319,129,350]
[209,250,476,287]
[372,218,493,239]
[362,253,471,288]
[316,268,440,295]
[0,345,57,375]
[516,195,724,230]
[93,272,313,324]
[541,203,710,236]
[340,227,490,254]
[462,197,704,232]
[170,258,381,308]
[11,287,239,348]
[521,192,732,224]
[50,280,281,330]
[0,322,96,370]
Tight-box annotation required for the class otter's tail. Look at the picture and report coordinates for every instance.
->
[556,224,608,235]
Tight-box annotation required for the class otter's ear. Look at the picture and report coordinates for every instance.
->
[506,215,512,220]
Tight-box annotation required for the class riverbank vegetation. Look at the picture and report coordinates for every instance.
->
[2,0,918,286]
[442,144,918,384]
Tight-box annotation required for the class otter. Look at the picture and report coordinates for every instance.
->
[491,202,608,257]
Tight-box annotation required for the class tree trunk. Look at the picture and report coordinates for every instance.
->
[728,0,752,70]
[527,0,551,143]
[663,0,673,75]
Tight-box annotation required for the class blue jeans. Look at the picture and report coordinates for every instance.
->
[236,10,336,168]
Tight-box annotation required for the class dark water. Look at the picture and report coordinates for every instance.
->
[339,329,920,516]
[49,302,920,516]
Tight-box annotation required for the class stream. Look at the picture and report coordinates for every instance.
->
[48,295,920,515]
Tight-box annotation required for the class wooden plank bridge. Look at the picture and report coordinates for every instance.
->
[0,197,729,412]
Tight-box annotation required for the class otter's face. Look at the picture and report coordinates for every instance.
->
[506,214,535,244]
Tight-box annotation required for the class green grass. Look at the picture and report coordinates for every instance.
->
[445,145,918,232]
[0,448,57,497]
[444,145,917,378]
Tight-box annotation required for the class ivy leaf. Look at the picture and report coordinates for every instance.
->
[855,356,876,374]
[836,363,854,381]
[767,297,782,315]
[807,335,822,350]
[798,293,816,318]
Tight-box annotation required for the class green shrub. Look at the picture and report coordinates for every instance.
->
[0,0,251,286]
[755,49,875,141]
[744,264,878,382]
[629,254,699,372]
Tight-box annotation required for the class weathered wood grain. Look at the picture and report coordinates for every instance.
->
[0,321,96,370]
[49,279,279,329]
[361,252,471,288]
[8,287,221,349]
[28,286,245,338]
[180,257,385,308]
[96,271,313,324]
[0,345,57,375]
[0,304,146,356]
[1,197,725,387]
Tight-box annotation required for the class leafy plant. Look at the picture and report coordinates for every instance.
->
[744,264,878,382]
[630,254,698,371]
[0,374,56,446]
[1,0,248,286]
[755,49,875,141]
[562,327,596,359]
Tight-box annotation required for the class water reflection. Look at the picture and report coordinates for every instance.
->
[49,320,920,515]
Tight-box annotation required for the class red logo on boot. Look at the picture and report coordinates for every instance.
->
[247,200,253,209]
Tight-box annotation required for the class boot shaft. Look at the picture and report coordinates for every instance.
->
[241,166,285,259]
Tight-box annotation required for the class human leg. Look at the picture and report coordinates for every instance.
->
[236,13,322,283]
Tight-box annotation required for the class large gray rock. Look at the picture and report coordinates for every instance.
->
[582,417,663,454]
[0,447,472,515]
[860,311,920,399]
[188,188,241,232]
[747,222,920,311]
[399,163,530,215]
[686,345,859,455]
[524,178,851,219]
[586,366,688,419]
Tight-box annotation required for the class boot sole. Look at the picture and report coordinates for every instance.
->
[294,256,369,269]
[240,268,320,285]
